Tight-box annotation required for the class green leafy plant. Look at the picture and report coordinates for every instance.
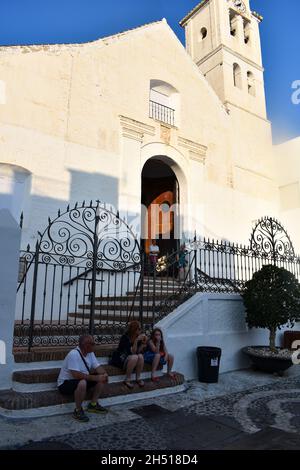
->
[242,264,300,352]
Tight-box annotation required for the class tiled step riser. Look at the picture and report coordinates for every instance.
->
[15,320,159,337]
[14,345,117,363]
[78,303,172,311]
[14,326,125,337]
[13,370,164,393]
[127,288,179,295]
[0,384,187,419]
[13,362,162,383]
[95,295,170,301]
[67,314,157,322]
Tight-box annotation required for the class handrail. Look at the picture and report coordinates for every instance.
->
[63,262,140,287]
[196,268,241,291]
[153,252,196,325]
[154,248,184,273]
[17,255,34,292]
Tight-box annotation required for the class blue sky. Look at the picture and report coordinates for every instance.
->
[0,0,299,143]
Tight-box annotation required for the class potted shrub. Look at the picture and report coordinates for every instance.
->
[242,264,300,373]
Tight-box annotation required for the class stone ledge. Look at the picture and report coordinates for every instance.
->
[13,344,118,363]
[13,363,162,384]
[0,373,184,410]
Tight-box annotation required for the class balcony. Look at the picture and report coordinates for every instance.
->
[149,100,175,126]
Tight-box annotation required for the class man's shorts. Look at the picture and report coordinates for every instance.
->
[58,379,97,395]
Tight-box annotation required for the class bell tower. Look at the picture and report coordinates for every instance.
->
[180,0,267,119]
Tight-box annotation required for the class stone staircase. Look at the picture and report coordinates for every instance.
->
[67,275,182,325]
[8,276,186,417]
[5,344,185,417]
[14,276,183,342]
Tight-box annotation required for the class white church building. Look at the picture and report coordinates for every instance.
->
[0,0,299,252]
[1,0,300,393]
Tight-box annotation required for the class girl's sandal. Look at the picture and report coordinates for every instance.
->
[136,379,145,387]
[123,380,134,390]
[168,372,176,380]
[151,376,160,383]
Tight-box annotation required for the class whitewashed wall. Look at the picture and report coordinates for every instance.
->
[0,210,20,390]
[157,293,300,380]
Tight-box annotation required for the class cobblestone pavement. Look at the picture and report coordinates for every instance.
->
[2,369,300,450]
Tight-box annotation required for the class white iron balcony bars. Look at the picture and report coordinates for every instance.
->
[149,100,175,126]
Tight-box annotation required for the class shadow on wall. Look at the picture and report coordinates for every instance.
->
[68,169,118,209]
[0,164,120,248]
[0,163,31,223]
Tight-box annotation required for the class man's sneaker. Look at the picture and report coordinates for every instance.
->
[72,408,89,422]
[86,403,108,414]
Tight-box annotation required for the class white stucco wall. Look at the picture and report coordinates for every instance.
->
[275,137,300,254]
[0,209,20,390]
[157,293,299,380]
[0,17,285,251]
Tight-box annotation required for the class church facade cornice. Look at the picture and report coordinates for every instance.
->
[178,136,207,164]
[196,44,264,73]
[119,115,155,142]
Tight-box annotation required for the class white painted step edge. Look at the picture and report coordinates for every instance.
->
[13,356,109,372]
[0,383,187,420]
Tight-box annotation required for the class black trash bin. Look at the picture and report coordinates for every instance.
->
[197,347,222,383]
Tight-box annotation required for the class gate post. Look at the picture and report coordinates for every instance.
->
[139,250,145,329]
[194,232,198,291]
[0,210,21,390]
[28,240,40,351]
[89,209,99,335]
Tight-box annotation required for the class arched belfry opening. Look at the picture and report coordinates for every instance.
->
[141,158,180,257]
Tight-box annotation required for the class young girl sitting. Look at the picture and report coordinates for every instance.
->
[144,328,175,382]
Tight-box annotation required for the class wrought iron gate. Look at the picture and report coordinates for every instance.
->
[15,201,141,349]
[14,209,300,351]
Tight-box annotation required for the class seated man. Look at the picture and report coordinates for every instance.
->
[57,334,108,422]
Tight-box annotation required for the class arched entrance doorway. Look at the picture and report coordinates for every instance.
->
[141,158,180,257]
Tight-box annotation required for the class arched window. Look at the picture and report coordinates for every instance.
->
[229,11,237,37]
[243,20,251,44]
[149,80,179,126]
[247,71,256,96]
[233,63,242,89]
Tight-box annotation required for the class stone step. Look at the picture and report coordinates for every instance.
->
[13,344,118,363]
[143,276,179,283]
[77,303,171,312]
[127,286,180,293]
[13,363,161,385]
[0,373,184,410]
[94,294,170,301]
[67,312,157,323]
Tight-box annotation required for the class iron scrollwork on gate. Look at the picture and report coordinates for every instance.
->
[250,216,295,261]
[15,201,141,350]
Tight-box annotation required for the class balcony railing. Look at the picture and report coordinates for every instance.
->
[149,100,175,126]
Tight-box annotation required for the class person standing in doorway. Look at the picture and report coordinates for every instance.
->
[149,239,160,273]
[177,243,188,282]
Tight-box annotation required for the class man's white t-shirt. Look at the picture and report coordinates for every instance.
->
[57,347,100,386]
